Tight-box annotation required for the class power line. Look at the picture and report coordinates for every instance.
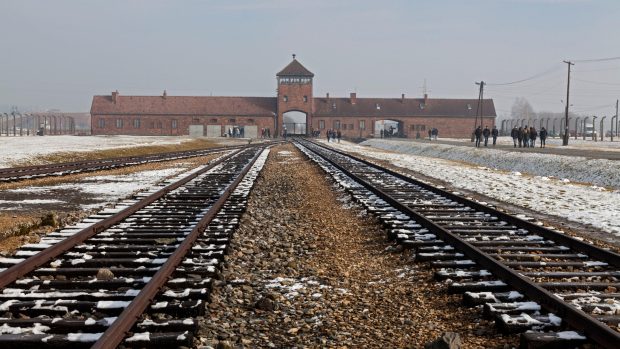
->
[573,56,620,63]
[572,77,620,86]
[486,65,562,86]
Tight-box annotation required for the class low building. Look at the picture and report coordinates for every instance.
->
[90,57,496,138]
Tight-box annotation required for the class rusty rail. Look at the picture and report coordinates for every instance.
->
[91,147,263,349]
[298,139,620,349]
[0,149,241,290]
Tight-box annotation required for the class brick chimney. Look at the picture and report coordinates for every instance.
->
[112,90,119,104]
[350,92,357,105]
[163,90,167,99]
[401,93,405,103]
[424,93,428,103]
[326,92,330,100]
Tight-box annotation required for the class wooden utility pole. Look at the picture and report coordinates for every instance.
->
[562,60,574,146]
[474,81,485,130]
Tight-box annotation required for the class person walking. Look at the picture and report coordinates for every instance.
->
[529,127,537,148]
[326,129,331,142]
[482,126,491,147]
[539,127,547,148]
[474,126,482,147]
[491,126,499,146]
[511,127,518,148]
[336,129,341,143]
[522,126,529,148]
[517,127,524,148]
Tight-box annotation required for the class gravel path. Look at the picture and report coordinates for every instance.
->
[198,144,518,348]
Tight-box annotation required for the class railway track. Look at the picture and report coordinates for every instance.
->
[0,143,261,183]
[0,145,269,348]
[295,139,620,349]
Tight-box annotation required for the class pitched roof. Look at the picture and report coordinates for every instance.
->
[276,59,314,77]
[90,95,277,116]
[313,97,496,118]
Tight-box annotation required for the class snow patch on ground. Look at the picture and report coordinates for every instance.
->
[328,140,620,236]
[361,138,620,189]
[0,135,193,168]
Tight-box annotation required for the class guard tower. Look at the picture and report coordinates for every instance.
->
[276,55,314,136]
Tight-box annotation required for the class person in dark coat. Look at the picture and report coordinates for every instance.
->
[522,125,529,148]
[474,126,482,147]
[482,126,491,147]
[511,127,519,148]
[539,127,548,148]
[491,126,499,146]
[529,127,537,147]
[336,129,341,143]
[517,127,524,148]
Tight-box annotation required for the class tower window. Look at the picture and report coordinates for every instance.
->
[303,96,308,103]
[376,103,381,110]
[283,95,288,102]
[332,103,336,109]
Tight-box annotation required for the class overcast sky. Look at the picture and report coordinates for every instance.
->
[1,0,619,119]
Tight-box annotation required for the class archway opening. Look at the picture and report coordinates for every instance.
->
[282,111,307,135]
[374,119,403,138]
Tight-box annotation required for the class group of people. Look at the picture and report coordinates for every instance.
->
[510,126,548,148]
[260,128,271,138]
[380,126,396,138]
[473,125,499,147]
[227,127,242,138]
[326,129,342,142]
[427,128,439,140]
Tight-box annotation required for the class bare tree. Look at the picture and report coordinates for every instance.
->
[510,97,536,124]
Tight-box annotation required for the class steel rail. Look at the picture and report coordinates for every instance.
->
[91,147,264,349]
[297,140,620,349]
[0,149,242,290]
[305,139,620,267]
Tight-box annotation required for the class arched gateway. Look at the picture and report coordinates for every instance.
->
[276,55,314,137]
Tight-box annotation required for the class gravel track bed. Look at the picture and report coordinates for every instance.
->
[198,144,518,348]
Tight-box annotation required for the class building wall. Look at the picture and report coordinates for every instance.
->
[91,114,275,137]
[312,116,496,138]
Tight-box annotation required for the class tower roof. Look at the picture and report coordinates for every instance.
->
[276,57,314,77]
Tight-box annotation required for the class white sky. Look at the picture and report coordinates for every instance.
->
[1,0,619,119]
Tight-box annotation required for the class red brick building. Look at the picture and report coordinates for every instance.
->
[91,57,496,138]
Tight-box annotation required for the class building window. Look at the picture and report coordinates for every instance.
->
[157,121,162,129]
[228,118,236,123]
[133,119,140,128]
[193,118,200,123]
[319,120,325,129]
[171,119,178,129]
[332,103,336,109]
[116,118,123,129]
[210,118,217,123]
[283,95,288,102]
[150,122,155,129]
[247,119,254,124]
[359,120,365,130]
[376,103,381,110]
[334,120,340,129]
[349,123,354,130]
[98,118,105,128]
[303,96,308,103]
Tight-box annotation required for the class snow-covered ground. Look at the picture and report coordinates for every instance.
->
[361,138,620,189]
[0,135,195,168]
[326,140,620,236]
